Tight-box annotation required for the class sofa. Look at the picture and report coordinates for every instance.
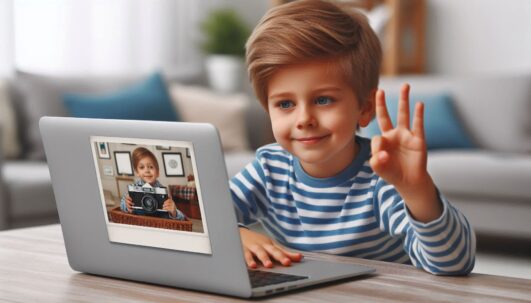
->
[1,72,530,240]
[0,71,269,230]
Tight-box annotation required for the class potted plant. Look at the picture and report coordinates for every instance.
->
[200,9,250,93]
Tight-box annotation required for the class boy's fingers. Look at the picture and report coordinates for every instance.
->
[264,244,291,266]
[370,150,389,172]
[375,90,393,132]
[412,102,425,138]
[371,135,382,154]
[397,83,410,129]
[249,246,273,268]
[371,135,390,155]
[244,249,257,268]
[276,245,303,262]
[370,136,390,171]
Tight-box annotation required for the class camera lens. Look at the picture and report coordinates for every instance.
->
[141,194,157,213]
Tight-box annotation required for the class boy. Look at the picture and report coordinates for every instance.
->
[230,0,475,275]
[121,147,186,220]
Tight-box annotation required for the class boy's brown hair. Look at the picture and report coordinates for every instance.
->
[132,147,159,172]
[246,0,382,109]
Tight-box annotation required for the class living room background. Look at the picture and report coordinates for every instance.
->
[0,0,530,280]
[1,0,531,77]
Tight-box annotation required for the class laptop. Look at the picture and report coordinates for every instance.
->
[40,116,375,298]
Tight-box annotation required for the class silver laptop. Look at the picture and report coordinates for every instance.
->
[40,116,374,298]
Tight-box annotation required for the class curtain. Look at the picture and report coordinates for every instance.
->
[0,0,14,77]
[12,0,213,77]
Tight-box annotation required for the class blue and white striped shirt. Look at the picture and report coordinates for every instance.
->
[230,136,475,275]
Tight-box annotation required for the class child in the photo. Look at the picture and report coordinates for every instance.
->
[121,147,186,220]
[230,0,475,275]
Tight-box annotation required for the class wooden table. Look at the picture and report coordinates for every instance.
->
[1,225,530,302]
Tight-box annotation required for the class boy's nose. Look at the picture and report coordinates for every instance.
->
[296,106,317,129]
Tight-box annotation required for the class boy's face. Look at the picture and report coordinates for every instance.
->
[135,157,159,184]
[267,60,374,176]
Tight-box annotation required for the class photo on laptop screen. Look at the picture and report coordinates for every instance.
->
[90,136,212,254]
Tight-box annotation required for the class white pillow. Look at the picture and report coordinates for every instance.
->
[0,80,21,158]
[169,84,250,152]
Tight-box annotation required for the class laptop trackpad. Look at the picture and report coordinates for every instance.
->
[259,258,375,281]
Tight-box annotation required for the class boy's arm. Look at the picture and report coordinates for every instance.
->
[373,178,476,275]
[168,207,186,220]
[229,158,267,226]
[369,84,475,274]
[230,156,303,268]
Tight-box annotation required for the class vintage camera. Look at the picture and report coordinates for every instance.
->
[128,185,168,214]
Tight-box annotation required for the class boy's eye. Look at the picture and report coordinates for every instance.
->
[278,100,294,109]
[315,96,333,105]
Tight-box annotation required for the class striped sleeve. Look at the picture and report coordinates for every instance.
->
[372,177,476,275]
[229,155,270,226]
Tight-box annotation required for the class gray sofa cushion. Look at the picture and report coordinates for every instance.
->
[12,71,144,160]
[379,74,531,153]
[224,151,256,178]
[428,150,531,200]
[2,161,55,218]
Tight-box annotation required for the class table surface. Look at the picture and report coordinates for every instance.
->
[1,225,530,302]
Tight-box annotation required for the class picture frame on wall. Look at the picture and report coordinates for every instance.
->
[114,151,133,176]
[162,152,185,177]
[186,148,191,158]
[97,142,110,159]
[103,165,114,176]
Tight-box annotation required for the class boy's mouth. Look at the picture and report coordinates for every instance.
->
[294,134,330,145]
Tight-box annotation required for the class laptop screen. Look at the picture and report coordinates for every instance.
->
[90,136,212,255]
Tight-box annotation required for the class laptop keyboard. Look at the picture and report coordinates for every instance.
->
[248,269,308,288]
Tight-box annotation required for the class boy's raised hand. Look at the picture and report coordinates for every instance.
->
[239,227,302,268]
[369,84,442,223]
[369,84,427,188]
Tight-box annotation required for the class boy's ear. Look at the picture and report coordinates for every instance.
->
[358,89,376,127]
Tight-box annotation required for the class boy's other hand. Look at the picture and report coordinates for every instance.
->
[125,195,134,213]
[239,227,303,269]
[163,199,177,217]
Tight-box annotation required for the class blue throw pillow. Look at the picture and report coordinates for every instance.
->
[63,72,180,122]
[362,94,475,150]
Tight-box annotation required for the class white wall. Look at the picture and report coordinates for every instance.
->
[235,0,531,75]
[425,0,531,75]
[221,0,271,28]
[5,0,530,77]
